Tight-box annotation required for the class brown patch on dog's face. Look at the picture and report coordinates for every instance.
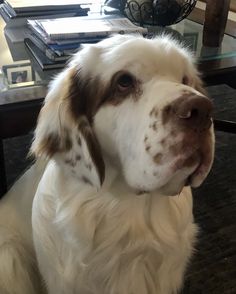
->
[183,153,200,168]
[169,140,187,156]
[145,145,151,152]
[151,121,158,131]
[153,153,163,164]
[67,68,142,121]
[60,68,142,186]
[67,68,104,123]
[162,93,198,125]
[162,105,172,125]
[160,138,167,146]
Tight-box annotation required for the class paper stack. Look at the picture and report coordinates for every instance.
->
[25,15,148,70]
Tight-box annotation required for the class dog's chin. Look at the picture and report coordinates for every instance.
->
[158,181,185,196]
[157,172,190,196]
[157,161,211,196]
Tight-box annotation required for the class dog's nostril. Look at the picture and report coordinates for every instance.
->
[191,108,199,118]
[173,94,213,131]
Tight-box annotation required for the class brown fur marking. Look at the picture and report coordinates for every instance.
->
[162,105,172,125]
[76,154,81,161]
[78,116,105,185]
[153,153,163,164]
[145,145,151,152]
[36,133,61,157]
[150,107,159,117]
[82,176,93,186]
[151,122,158,131]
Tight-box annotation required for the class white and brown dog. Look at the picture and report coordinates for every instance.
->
[0,34,214,294]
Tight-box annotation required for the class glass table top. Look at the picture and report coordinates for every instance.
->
[0,15,236,98]
[173,20,236,61]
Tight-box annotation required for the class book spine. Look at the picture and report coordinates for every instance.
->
[49,28,148,41]
[48,31,110,41]
[4,1,16,17]
[0,6,10,23]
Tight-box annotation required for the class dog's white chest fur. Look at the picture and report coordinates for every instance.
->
[33,161,197,294]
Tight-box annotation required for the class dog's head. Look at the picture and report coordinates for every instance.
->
[31,35,214,196]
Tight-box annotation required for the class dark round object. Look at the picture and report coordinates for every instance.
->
[106,0,197,27]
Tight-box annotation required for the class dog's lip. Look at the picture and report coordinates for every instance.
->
[188,156,209,187]
[171,149,201,173]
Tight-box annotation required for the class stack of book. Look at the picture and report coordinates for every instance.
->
[25,15,148,70]
[0,0,90,26]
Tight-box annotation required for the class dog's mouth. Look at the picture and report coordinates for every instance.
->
[158,139,213,196]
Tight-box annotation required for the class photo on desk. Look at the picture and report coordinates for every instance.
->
[2,62,35,88]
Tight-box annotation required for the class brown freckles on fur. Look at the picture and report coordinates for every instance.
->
[170,129,177,137]
[153,153,163,164]
[183,153,199,167]
[151,122,158,132]
[149,107,159,118]
[169,142,184,156]
[162,105,172,125]
[76,154,81,161]
[65,158,76,167]
[63,129,72,150]
[82,176,93,186]
[86,163,92,171]
[145,145,151,152]
[77,136,82,146]
[35,133,61,158]
[160,138,167,146]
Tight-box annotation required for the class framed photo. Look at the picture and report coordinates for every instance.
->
[2,62,35,88]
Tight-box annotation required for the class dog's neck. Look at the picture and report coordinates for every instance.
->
[38,158,194,294]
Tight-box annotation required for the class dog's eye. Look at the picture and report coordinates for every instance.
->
[117,73,135,91]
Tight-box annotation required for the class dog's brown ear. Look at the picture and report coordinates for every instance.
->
[31,67,105,188]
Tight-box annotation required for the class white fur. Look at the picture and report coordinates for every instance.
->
[0,160,47,294]
[0,35,214,294]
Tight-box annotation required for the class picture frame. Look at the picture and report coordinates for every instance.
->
[2,62,36,88]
